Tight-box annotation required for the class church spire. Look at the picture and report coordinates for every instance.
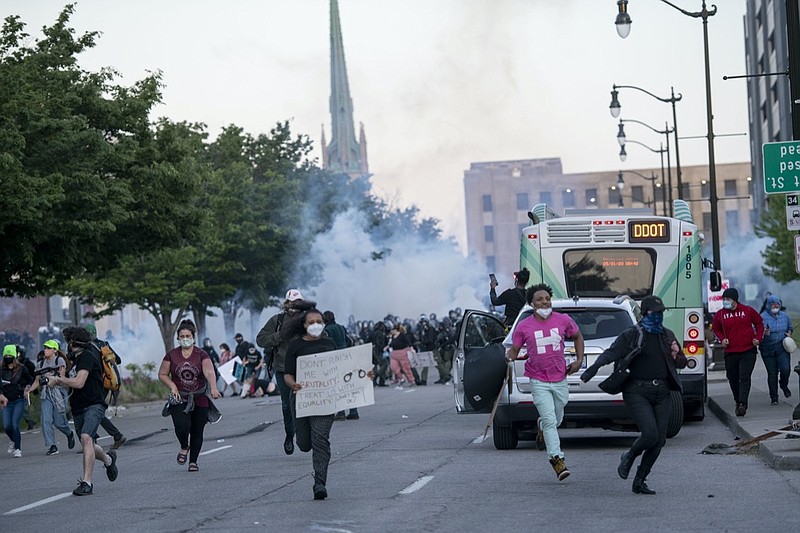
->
[324,0,367,178]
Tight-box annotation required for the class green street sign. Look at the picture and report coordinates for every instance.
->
[763,141,800,194]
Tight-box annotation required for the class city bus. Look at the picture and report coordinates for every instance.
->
[518,200,706,420]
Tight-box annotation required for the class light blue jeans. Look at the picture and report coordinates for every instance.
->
[531,378,569,459]
[40,394,72,448]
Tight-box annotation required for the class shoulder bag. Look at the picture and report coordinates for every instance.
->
[598,326,644,395]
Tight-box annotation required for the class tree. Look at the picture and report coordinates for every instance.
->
[755,194,800,283]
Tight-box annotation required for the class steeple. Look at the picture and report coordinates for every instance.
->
[324,0,368,178]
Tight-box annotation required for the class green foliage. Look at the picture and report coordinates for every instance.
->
[120,362,165,402]
[755,194,800,283]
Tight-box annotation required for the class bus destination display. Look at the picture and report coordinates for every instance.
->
[628,220,670,243]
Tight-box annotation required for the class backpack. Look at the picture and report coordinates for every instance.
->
[92,342,121,392]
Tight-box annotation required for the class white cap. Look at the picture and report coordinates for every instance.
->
[285,289,304,302]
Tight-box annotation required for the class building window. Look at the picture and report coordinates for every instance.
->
[516,192,529,210]
[585,188,598,206]
[747,178,754,196]
[771,81,778,104]
[562,189,576,208]
[655,186,665,202]
[680,183,691,199]
[701,181,710,198]
[724,179,737,197]
[486,255,496,272]
[608,187,621,206]
[631,185,645,203]
[726,210,740,236]
[482,194,493,212]
[484,225,494,242]
[539,191,552,205]
[702,212,712,233]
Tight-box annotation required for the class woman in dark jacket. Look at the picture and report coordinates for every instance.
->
[580,296,687,495]
[2,344,34,457]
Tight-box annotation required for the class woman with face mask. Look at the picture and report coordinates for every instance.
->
[2,344,34,457]
[28,340,76,455]
[759,294,794,404]
[158,319,220,472]
[581,296,687,495]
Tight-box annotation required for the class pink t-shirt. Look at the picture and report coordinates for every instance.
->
[511,312,579,383]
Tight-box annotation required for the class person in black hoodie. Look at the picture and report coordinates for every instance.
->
[2,344,33,457]
[580,295,687,495]
[490,268,530,328]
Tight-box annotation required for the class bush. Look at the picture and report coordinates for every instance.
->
[118,362,165,403]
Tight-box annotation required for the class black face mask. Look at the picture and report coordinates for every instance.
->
[3,357,14,366]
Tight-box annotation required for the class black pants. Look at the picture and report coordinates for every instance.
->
[275,371,295,437]
[623,380,671,476]
[101,416,123,441]
[170,405,209,463]
[295,414,335,487]
[724,349,757,407]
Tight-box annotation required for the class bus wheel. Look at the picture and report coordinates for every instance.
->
[492,422,519,450]
[666,390,684,438]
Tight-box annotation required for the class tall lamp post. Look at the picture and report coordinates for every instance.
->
[615,0,722,281]
[617,119,674,214]
[618,170,662,216]
[609,85,683,200]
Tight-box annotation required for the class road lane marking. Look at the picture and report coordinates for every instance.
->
[4,492,72,515]
[472,434,489,444]
[199,445,232,456]
[399,475,434,495]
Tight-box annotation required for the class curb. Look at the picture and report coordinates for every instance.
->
[707,395,800,471]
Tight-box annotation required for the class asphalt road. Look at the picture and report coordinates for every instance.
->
[2,383,799,532]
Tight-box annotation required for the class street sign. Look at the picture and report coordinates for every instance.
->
[786,194,800,231]
[795,235,800,275]
[763,141,800,194]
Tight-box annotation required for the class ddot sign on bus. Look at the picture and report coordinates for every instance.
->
[763,141,800,194]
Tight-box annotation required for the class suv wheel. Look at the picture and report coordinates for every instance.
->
[492,422,519,450]
[666,390,684,438]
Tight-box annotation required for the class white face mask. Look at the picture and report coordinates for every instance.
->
[771,307,780,315]
[307,323,325,338]
[536,308,553,319]
[179,338,194,348]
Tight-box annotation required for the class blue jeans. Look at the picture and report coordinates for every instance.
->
[73,403,105,440]
[275,371,295,436]
[761,343,792,401]
[40,394,72,447]
[530,378,569,459]
[2,398,26,449]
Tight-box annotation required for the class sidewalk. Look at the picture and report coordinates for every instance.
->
[705,352,800,470]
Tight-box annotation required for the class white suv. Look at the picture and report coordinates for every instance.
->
[453,296,684,450]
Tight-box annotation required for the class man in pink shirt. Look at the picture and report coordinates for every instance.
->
[506,284,585,481]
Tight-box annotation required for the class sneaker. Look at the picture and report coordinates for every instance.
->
[7,442,15,454]
[535,418,546,451]
[735,403,747,417]
[549,456,570,481]
[72,480,93,496]
[67,431,76,450]
[313,483,328,500]
[345,413,360,420]
[105,450,118,482]
[47,445,59,456]
[112,436,127,450]
[333,412,347,421]
[12,449,22,458]
[283,434,295,455]
[771,400,780,406]
[782,385,792,398]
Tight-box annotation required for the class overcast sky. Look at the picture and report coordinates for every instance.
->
[8,0,752,248]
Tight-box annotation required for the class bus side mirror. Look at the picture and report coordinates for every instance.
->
[709,271,722,292]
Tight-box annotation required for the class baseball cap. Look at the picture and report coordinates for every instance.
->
[3,344,17,357]
[285,289,304,302]
[43,339,60,350]
[640,295,666,313]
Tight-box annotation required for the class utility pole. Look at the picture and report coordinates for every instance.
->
[788,0,800,140]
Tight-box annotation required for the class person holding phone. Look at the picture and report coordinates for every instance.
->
[489,268,530,328]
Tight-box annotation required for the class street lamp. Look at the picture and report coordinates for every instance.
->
[608,85,683,200]
[616,118,675,213]
[618,138,670,216]
[619,170,661,215]
[615,1,632,39]
[615,0,722,285]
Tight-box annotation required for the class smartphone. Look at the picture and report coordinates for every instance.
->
[489,273,498,284]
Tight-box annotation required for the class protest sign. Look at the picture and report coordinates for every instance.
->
[218,356,242,385]
[295,343,374,417]
[410,350,436,369]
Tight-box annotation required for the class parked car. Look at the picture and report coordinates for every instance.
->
[453,296,684,450]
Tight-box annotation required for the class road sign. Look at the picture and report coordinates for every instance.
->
[763,141,800,194]
[795,235,800,275]
[787,194,800,231]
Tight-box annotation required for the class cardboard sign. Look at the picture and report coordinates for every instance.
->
[410,350,436,369]
[706,278,730,314]
[217,356,242,385]
[295,343,375,417]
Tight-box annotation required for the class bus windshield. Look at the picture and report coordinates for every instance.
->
[563,248,655,298]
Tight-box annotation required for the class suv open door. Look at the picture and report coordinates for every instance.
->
[452,310,506,413]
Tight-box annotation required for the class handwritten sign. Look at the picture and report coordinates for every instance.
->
[295,343,375,417]
[217,356,242,385]
[410,350,436,369]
